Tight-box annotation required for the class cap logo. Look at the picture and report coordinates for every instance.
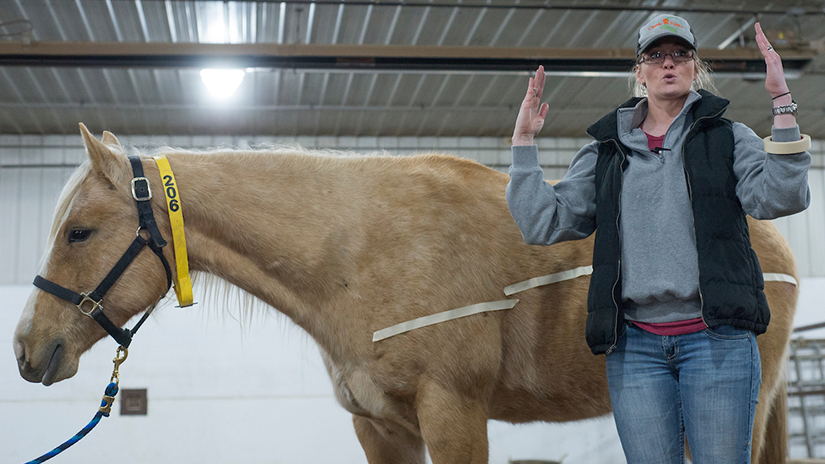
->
[637,14,694,55]
[648,17,685,33]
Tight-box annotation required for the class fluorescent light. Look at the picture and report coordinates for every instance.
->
[199,69,245,99]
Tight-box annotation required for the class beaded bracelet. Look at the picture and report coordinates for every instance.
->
[763,134,811,155]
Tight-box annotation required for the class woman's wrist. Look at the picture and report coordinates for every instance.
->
[772,93,792,106]
[512,135,535,146]
[773,114,796,129]
[772,92,796,129]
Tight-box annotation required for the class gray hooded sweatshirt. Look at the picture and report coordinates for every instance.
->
[506,90,811,323]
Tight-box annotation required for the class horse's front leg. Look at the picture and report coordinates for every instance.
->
[353,415,426,464]
[417,377,490,464]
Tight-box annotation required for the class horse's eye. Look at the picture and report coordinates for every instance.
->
[68,229,92,243]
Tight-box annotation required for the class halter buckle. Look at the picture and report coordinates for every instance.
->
[77,293,103,316]
[131,177,152,201]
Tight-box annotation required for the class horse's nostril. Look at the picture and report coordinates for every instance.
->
[13,338,25,365]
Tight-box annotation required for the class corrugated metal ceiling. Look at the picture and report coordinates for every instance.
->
[0,0,823,138]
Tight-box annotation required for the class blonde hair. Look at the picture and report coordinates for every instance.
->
[629,55,718,97]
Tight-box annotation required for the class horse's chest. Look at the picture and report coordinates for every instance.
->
[322,356,391,418]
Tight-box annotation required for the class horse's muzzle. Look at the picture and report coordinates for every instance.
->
[16,338,65,386]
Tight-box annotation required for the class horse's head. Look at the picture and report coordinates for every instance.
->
[14,124,171,385]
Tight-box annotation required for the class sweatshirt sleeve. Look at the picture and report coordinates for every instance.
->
[505,142,598,246]
[732,122,811,219]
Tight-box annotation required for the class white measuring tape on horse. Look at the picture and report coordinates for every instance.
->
[372,266,590,342]
[372,266,798,342]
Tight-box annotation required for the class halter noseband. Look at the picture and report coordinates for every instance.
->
[33,156,173,348]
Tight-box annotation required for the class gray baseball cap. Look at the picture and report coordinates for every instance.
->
[636,14,697,57]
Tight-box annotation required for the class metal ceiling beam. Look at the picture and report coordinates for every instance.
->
[411,5,431,45]
[0,41,816,74]
[305,1,316,43]
[489,6,517,46]
[384,5,401,45]
[7,101,815,127]
[0,101,548,113]
[117,1,825,16]
[331,1,344,45]
[463,1,489,46]
[277,2,286,44]
[718,18,757,50]
[165,0,179,43]
[135,0,152,42]
[515,8,543,47]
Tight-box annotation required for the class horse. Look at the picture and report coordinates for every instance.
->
[13,125,798,463]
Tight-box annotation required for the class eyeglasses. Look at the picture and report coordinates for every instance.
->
[639,49,695,65]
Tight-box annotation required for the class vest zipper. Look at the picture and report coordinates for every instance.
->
[605,139,628,355]
[681,106,727,328]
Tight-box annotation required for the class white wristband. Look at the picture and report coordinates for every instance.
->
[763,134,811,155]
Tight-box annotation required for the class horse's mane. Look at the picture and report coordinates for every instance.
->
[144,143,392,163]
[142,144,477,180]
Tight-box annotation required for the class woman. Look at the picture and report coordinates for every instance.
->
[506,15,811,464]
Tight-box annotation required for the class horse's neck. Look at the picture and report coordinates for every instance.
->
[169,151,357,347]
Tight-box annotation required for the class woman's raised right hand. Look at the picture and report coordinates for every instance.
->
[512,65,550,146]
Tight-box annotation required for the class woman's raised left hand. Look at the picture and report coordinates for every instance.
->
[754,22,790,98]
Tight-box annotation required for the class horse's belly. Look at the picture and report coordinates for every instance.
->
[489,385,613,424]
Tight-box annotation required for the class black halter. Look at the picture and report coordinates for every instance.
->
[33,156,173,348]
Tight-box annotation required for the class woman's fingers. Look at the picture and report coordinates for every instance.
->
[513,67,548,143]
[755,23,773,57]
[755,22,781,65]
[755,23,766,50]
[524,77,537,103]
[754,23,790,96]
[535,65,546,100]
[538,102,549,120]
[523,67,546,104]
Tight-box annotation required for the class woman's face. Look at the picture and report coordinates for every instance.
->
[636,38,697,102]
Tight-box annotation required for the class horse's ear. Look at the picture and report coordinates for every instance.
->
[79,123,129,186]
[101,130,122,149]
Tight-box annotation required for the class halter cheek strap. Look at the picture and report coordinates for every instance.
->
[129,157,167,247]
[33,156,173,349]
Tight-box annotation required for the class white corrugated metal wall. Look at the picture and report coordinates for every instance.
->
[1,134,823,285]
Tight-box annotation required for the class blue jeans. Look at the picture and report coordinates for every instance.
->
[606,322,761,464]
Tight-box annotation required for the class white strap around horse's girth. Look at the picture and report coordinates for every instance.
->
[504,265,593,296]
[372,266,798,342]
[505,267,798,295]
[763,273,799,286]
[372,299,519,342]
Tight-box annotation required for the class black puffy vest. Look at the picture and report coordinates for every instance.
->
[583,90,770,355]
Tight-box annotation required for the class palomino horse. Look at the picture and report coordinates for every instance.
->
[14,126,797,463]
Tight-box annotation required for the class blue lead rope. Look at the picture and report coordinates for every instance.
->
[24,382,119,464]
[24,347,127,464]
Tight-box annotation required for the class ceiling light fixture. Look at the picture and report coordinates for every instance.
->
[199,69,246,99]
